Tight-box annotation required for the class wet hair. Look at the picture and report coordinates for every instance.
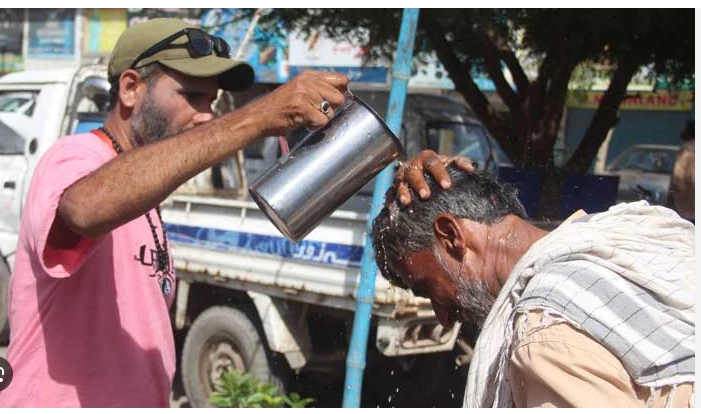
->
[371,166,526,288]
[108,62,164,110]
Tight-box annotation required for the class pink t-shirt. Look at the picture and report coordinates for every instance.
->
[0,133,176,407]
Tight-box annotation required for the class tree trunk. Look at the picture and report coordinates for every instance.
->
[535,166,565,220]
[526,59,576,219]
[565,58,640,173]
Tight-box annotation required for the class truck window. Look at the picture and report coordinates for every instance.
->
[67,75,110,135]
[0,119,25,155]
[0,90,39,155]
[0,91,38,117]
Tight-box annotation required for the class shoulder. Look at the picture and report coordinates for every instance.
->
[511,310,629,380]
[508,310,641,407]
[38,132,113,168]
[54,132,113,155]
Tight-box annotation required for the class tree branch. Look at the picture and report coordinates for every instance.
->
[543,60,576,138]
[565,58,641,173]
[420,11,522,165]
[478,31,527,128]
[525,51,559,131]
[488,32,531,99]
[500,49,531,99]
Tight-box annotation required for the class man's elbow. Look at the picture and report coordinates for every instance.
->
[57,192,105,239]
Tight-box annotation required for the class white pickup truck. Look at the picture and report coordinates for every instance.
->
[0,65,508,407]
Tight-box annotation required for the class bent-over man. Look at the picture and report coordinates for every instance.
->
[372,166,695,408]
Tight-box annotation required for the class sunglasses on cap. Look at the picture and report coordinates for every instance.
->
[130,28,232,70]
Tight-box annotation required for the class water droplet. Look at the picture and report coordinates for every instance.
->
[451,392,455,399]
[388,395,392,403]
[390,369,394,376]
[395,387,399,392]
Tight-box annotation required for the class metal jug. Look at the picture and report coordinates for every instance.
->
[249,91,404,243]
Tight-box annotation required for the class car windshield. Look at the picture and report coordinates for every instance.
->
[608,147,677,174]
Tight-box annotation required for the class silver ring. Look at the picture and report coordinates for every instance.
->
[320,100,330,114]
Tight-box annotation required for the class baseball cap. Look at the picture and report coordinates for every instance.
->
[108,18,255,91]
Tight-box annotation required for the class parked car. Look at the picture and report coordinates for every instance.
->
[604,144,680,205]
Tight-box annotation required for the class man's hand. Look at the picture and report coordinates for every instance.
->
[246,70,349,137]
[392,150,475,206]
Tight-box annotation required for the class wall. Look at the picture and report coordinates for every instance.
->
[565,90,694,169]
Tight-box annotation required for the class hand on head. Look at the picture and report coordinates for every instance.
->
[390,150,476,207]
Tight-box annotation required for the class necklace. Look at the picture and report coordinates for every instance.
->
[98,126,170,274]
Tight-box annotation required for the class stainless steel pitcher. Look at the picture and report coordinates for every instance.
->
[249,91,404,243]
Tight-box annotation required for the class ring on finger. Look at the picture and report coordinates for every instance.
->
[320,100,331,114]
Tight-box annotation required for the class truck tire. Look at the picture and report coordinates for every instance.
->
[181,305,285,407]
[0,258,10,345]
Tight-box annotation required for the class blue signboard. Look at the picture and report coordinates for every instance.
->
[28,9,75,57]
[201,8,288,84]
[288,65,388,84]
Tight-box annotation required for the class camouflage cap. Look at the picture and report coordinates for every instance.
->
[108,18,254,91]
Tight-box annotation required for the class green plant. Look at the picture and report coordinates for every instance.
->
[283,392,316,408]
[208,369,315,408]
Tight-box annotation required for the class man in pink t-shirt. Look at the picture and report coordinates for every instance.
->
[0,18,350,407]
[3,133,178,407]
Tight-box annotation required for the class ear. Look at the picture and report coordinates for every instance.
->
[433,213,468,260]
[117,69,142,110]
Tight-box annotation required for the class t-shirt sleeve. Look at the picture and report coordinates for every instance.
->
[509,313,642,408]
[25,136,112,278]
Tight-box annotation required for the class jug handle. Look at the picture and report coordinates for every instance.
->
[340,87,355,112]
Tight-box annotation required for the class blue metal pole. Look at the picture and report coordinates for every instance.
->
[342,8,420,408]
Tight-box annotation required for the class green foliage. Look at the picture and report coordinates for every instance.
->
[264,8,694,83]
[208,369,315,408]
[250,8,693,214]
[283,392,317,408]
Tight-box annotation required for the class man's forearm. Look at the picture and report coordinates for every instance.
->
[59,105,263,238]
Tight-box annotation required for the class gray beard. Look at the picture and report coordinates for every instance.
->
[131,93,172,145]
[453,274,494,329]
[433,246,495,329]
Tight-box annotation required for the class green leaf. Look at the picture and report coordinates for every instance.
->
[208,368,315,409]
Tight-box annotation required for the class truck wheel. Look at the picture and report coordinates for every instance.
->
[0,259,10,345]
[181,306,285,407]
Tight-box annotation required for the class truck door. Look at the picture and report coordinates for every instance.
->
[0,89,40,235]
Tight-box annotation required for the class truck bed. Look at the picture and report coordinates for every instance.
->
[161,192,434,319]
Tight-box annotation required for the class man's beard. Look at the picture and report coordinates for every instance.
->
[452,275,495,330]
[131,93,173,145]
[433,246,495,329]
